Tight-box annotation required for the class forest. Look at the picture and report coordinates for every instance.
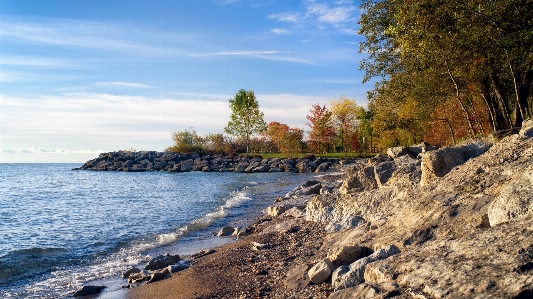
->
[168,0,533,156]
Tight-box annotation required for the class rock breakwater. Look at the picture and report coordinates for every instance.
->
[75,151,345,174]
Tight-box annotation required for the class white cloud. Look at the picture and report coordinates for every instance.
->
[97,82,154,88]
[0,148,104,155]
[341,29,359,35]
[268,12,301,23]
[189,51,281,57]
[271,28,291,35]
[305,0,356,24]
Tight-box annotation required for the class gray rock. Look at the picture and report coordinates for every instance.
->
[488,170,533,226]
[308,258,334,284]
[216,226,235,237]
[191,248,216,259]
[180,159,194,172]
[122,267,141,279]
[73,285,106,297]
[128,270,151,283]
[168,263,189,273]
[373,161,397,187]
[146,268,169,283]
[387,146,408,159]
[144,254,181,271]
[332,244,400,291]
[316,162,330,173]
[519,119,533,138]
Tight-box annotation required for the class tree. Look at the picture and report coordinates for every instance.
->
[330,97,360,153]
[264,121,304,156]
[224,89,267,155]
[167,128,205,153]
[306,104,335,153]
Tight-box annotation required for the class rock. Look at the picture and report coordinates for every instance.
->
[146,268,169,283]
[144,254,181,271]
[267,206,291,217]
[420,140,490,186]
[122,267,141,279]
[327,245,364,266]
[364,262,396,284]
[387,146,408,159]
[217,226,235,237]
[191,248,216,259]
[72,285,106,297]
[519,119,533,138]
[283,206,305,218]
[128,270,151,283]
[329,283,377,299]
[316,162,330,173]
[285,180,322,197]
[332,244,400,291]
[488,170,533,226]
[180,159,194,172]
[339,164,377,194]
[373,161,397,187]
[251,242,271,251]
[168,263,189,273]
[308,258,334,284]
[285,263,313,289]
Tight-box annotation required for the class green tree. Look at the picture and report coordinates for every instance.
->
[224,89,267,155]
[167,128,205,153]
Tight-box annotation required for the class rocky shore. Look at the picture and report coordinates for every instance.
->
[75,121,533,298]
[75,151,344,174]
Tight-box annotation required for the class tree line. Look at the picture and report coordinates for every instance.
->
[167,89,373,156]
[359,0,532,147]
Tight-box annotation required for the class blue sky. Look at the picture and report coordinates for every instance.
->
[0,0,371,162]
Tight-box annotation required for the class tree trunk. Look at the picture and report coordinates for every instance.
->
[445,60,476,137]
[478,78,497,132]
[491,73,513,128]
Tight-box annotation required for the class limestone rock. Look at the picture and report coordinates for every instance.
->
[128,270,150,283]
[217,226,235,237]
[316,162,330,173]
[146,268,169,283]
[329,283,377,299]
[283,206,305,218]
[488,170,533,226]
[364,262,396,284]
[327,245,364,266]
[420,140,490,186]
[267,206,290,217]
[73,285,106,297]
[168,263,189,273]
[308,258,334,284]
[339,164,377,194]
[332,244,400,291]
[519,119,533,138]
[373,161,397,187]
[285,263,313,289]
[387,146,408,159]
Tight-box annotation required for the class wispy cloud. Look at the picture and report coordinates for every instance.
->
[268,12,300,23]
[0,19,179,57]
[271,28,291,35]
[0,148,104,155]
[305,0,356,24]
[189,51,281,57]
[341,29,359,35]
[97,82,154,88]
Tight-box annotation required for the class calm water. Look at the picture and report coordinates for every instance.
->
[0,163,310,298]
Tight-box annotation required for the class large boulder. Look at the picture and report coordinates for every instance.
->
[308,258,334,284]
[332,244,400,291]
[285,263,313,289]
[339,164,377,194]
[420,141,490,186]
[327,245,365,267]
[488,170,533,226]
[73,286,106,297]
[144,254,181,271]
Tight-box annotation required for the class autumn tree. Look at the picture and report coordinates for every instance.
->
[306,104,335,153]
[330,97,361,153]
[224,89,267,155]
[264,121,304,156]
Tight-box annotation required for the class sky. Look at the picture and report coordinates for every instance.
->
[0,0,372,163]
